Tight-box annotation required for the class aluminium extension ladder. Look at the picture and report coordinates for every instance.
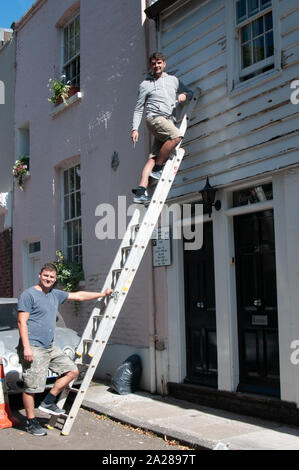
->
[48,88,200,436]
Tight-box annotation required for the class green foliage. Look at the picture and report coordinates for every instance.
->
[47,75,71,105]
[53,250,84,292]
[13,156,30,190]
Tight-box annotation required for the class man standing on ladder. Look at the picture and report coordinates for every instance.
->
[131,51,193,204]
[17,262,112,436]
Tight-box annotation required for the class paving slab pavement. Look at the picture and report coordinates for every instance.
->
[83,383,299,450]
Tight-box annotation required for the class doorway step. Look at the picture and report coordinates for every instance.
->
[168,382,299,426]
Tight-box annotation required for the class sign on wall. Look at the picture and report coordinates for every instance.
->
[152,226,171,267]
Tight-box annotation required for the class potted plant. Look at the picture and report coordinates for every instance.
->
[53,250,84,292]
[12,156,30,191]
[47,75,79,106]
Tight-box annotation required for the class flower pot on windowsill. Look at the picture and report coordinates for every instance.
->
[55,86,80,106]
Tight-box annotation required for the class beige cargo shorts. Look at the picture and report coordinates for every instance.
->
[18,345,77,393]
[146,115,182,159]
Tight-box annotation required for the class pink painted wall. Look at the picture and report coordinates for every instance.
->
[12,0,165,354]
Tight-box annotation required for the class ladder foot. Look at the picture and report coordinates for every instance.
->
[61,431,69,436]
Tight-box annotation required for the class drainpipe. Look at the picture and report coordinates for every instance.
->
[148,254,157,394]
[141,0,157,394]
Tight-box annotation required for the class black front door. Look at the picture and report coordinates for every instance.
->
[234,210,280,397]
[184,222,217,387]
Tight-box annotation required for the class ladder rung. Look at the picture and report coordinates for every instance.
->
[83,339,92,345]
[92,314,103,321]
[112,268,122,275]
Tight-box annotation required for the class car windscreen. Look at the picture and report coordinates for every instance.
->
[0,303,18,330]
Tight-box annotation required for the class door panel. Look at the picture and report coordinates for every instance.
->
[184,222,217,387]
[234,210,280,396]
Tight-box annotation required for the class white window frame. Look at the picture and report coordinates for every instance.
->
[62,163,82,264]
[226,0,281,91]
[61,14,80,87]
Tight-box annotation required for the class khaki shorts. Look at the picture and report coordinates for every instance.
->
[146,115,182,159]
[18,345,78,393]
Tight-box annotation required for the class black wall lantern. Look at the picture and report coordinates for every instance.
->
[198,176,221,218]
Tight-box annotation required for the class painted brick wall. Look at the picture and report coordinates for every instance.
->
[0,228,13,297]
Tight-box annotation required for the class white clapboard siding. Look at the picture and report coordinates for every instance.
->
[157,0,299,198]
[280,5,299,36]
[184,82,293,144]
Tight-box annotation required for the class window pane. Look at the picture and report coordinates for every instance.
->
[70,21,75,42]
[248,0,258,17]
[71,193,75,219]
[252,17,264,37]
[265,12,273,31]
[242,43,252,67]
[261,0,271,9]
[70,167,75,192]
[265,31,274,57]
[67,223,73,246]
[75,16,80,35]
[78,245,82,264]
[79,219,82,243]
[70,39,75,59]
[241,24,251,43]
[64,196,69,220]
[75,35,80,54]
[75,165,80,189]
[74,220,79,245]
[76,191,81,217]
[236,0,247,23]
[64,28,69,62]
[63,163,82,263]
[74,245,80,263]
[253,36,265,62]
[64,170,69,194]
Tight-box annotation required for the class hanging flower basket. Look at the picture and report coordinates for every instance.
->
[13,156,30,191]
[47,75,79,107]
[55,86,80,106]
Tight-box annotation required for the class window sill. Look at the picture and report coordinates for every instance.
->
[228,67,282,97]
[50,91,82,118]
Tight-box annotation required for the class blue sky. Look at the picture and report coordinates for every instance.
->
[0,0,35,29]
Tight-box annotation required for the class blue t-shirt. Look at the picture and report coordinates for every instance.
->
[18,287,69,348]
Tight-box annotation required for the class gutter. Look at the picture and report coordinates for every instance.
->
[145,0,178,19]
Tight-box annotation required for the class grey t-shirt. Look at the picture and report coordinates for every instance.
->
[18,287,69,348]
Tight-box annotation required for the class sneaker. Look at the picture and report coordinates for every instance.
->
[38,401,66,416]
[133,192,151,205]
[26,418,47,436]
[132,188,151,205]
[150,169,163,180]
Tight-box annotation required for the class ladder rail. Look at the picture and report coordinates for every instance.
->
[75,208,142,358]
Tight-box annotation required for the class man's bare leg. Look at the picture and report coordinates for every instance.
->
[138,158,156,188]
[155,137,182,166]
[49,369,79,397]
[23,392,35,419]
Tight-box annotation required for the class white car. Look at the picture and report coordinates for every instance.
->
[0,298,81,393]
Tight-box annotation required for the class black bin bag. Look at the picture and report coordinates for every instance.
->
[111,354,142,395]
